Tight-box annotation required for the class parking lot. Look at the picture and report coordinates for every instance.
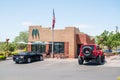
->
[0,57,120,80]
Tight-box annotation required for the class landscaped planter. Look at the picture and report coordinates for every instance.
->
[0,56,6,60]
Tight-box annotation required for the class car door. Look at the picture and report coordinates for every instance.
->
[35,53,41,60]
[30,52,37,61]
[33,52,40,61]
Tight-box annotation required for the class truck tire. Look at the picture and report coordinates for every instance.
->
[78,56,84,65]
[97,56,103,65]
[82,46,92,57]
[101,55,105,63]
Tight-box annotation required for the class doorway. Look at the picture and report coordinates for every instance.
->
[76,44,82,58]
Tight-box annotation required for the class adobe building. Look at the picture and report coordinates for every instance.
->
[28,25,95,58]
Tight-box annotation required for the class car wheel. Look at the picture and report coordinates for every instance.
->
[97,56,103,65]
[101,55,105,63]
[15,61,19,64]
[27,58,31,63]
[40,56,43,61]
[78,56,84,65]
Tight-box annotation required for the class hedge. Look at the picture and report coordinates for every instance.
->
[0,56,6,60]
[11,51,19,55]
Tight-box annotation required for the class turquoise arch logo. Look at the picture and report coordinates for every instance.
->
[32,29,40,39]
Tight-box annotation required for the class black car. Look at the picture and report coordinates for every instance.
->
[13,52,43,64]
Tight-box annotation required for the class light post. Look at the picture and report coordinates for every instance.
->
[115,26,118,33]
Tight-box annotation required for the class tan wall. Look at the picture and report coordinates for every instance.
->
[28,25,95,58]
[28,26,77,58]
[64,42,69,57]
[27,44,31,52]
[76,33,95,44]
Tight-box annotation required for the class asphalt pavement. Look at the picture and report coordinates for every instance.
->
[0,58,120,80]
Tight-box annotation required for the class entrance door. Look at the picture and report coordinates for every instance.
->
[76,44,82,58]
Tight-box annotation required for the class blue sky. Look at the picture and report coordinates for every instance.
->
[0,0,120,42]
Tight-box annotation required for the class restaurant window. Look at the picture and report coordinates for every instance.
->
[31,44,46,53]
[49,42,64,53]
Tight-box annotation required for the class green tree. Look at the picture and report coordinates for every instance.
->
[8,43,17,52]
[14,31,28,43]
[111,32,120,49]
[105,31,114,48]
[14,31,28,50]
[96,30,109,46]
[0,42,6,51]
[96,30,120,49]
[0,42,16,51]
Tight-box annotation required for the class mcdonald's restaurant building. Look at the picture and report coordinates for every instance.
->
[28,25,95,58]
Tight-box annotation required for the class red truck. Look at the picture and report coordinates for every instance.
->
[78,44,105,65]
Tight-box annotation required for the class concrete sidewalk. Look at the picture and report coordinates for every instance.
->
[104,55,120,67]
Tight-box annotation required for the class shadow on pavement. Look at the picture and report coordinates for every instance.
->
[83,61,106,66]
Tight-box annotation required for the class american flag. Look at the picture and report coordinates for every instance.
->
[52,9,55,29]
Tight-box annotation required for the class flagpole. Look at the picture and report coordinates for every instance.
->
[51,28,54,58]
[51,9,55,58]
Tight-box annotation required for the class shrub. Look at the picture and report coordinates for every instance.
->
[112,52,119,55]
[117,76,120,80]
[12,51,19,55]
[0,52,5,56]
[0,55,6,60]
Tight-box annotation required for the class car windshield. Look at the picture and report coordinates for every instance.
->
[82,45,94,50]
[19,52,28,55]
